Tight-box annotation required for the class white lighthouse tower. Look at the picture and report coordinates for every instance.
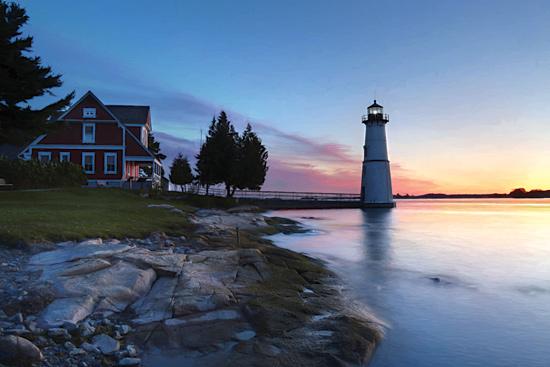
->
[360,100,395,207]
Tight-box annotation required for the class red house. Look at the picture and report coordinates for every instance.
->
[20,91,163,188]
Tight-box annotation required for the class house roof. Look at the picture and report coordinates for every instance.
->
[106,105,150,125]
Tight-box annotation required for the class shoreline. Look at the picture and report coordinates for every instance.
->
[0,207,381,366]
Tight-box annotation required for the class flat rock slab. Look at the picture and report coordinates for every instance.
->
[38,295,96,329]
[116,248,186,276]
[132,277,178,325]
[29,242,133,266]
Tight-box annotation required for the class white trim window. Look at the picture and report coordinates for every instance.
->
[37,151,51,162]
[82,123,96,143]
[82,152,95,174]
[59,152,71,162]
[104,152,117,174]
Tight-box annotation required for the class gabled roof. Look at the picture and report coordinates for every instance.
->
[106,105,150,125]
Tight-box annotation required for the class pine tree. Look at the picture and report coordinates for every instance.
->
[195,120,216,194]
[0,1,74,144]
[197,111,238,197]
[234,123,268,191]
[148,133,167,160]
[169,153,193,192]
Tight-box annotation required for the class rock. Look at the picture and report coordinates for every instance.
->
[119,357,141,366]
[60,259,112,277]
[234,330,256,341]
[116,324,130,335]
[64,341,76,350]
[0,320,14,329]
[78,319,96,337]
[0,309,7,319]
[81,342,101,354]
[147,204,174,209]
[0,335,43,366]
[131,277,178,324]
[52,261,156,315]
[34,336,49,348]
[92,334,120,355]
[9,312,23,323]
[38,296,96,328]
[69,348,86,356]
[80,238,103,246]
[126,344,138,357]
[116,248,186,276]
[47,327,71,340]
[169,208,184,215]
[29,242,133,266]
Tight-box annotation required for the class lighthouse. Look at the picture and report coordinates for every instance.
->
[360,100,395,207]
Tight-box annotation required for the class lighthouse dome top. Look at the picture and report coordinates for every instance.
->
[367,100,383,115]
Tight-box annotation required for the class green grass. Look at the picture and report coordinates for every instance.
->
[0,188,195,246]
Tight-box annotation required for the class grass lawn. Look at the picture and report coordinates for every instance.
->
[0,188,195,246]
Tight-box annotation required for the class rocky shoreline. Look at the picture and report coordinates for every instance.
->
[0,207,381,366]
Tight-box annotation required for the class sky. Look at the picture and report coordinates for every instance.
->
[17,0,550,194]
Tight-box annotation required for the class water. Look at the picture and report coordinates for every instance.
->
[269,199,550,367]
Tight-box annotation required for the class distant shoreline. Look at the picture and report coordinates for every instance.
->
[395,189,550,200]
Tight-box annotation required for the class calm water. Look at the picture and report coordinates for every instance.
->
[269,199,550,367]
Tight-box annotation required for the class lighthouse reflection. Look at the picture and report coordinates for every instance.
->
[360,209,394,264]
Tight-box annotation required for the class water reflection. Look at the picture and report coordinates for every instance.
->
[271,200,550,367]
[361,209,393,263]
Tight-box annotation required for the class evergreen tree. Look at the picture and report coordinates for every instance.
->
[195,120,216,194]
[169,153,193,192]
[0,1,74,144]
[198,111,238,197]
[148,133,167,161]
[234,123,268,191]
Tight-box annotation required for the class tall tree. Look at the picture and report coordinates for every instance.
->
[195,120,216,194]
[234,123,268,191]
[148,133,167,161]
[0,1,74,144]
[198,111,238,197]
[169,153,193,192]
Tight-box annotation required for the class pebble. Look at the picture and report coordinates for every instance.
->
[116,324,130,335]
[81,342,101,354]
[92,334,120,355]
[126,344,138,357]
[9,312,23,323]
[48,327,71,340]
[118,357,141,366]
[78,320,96,337]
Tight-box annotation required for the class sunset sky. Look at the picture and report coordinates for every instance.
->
[19,0,550,194]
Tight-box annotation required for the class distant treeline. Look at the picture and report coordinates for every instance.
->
[395,188,550,199]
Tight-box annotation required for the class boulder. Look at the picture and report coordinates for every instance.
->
[93,334,120,354]
[0,335,43,366]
